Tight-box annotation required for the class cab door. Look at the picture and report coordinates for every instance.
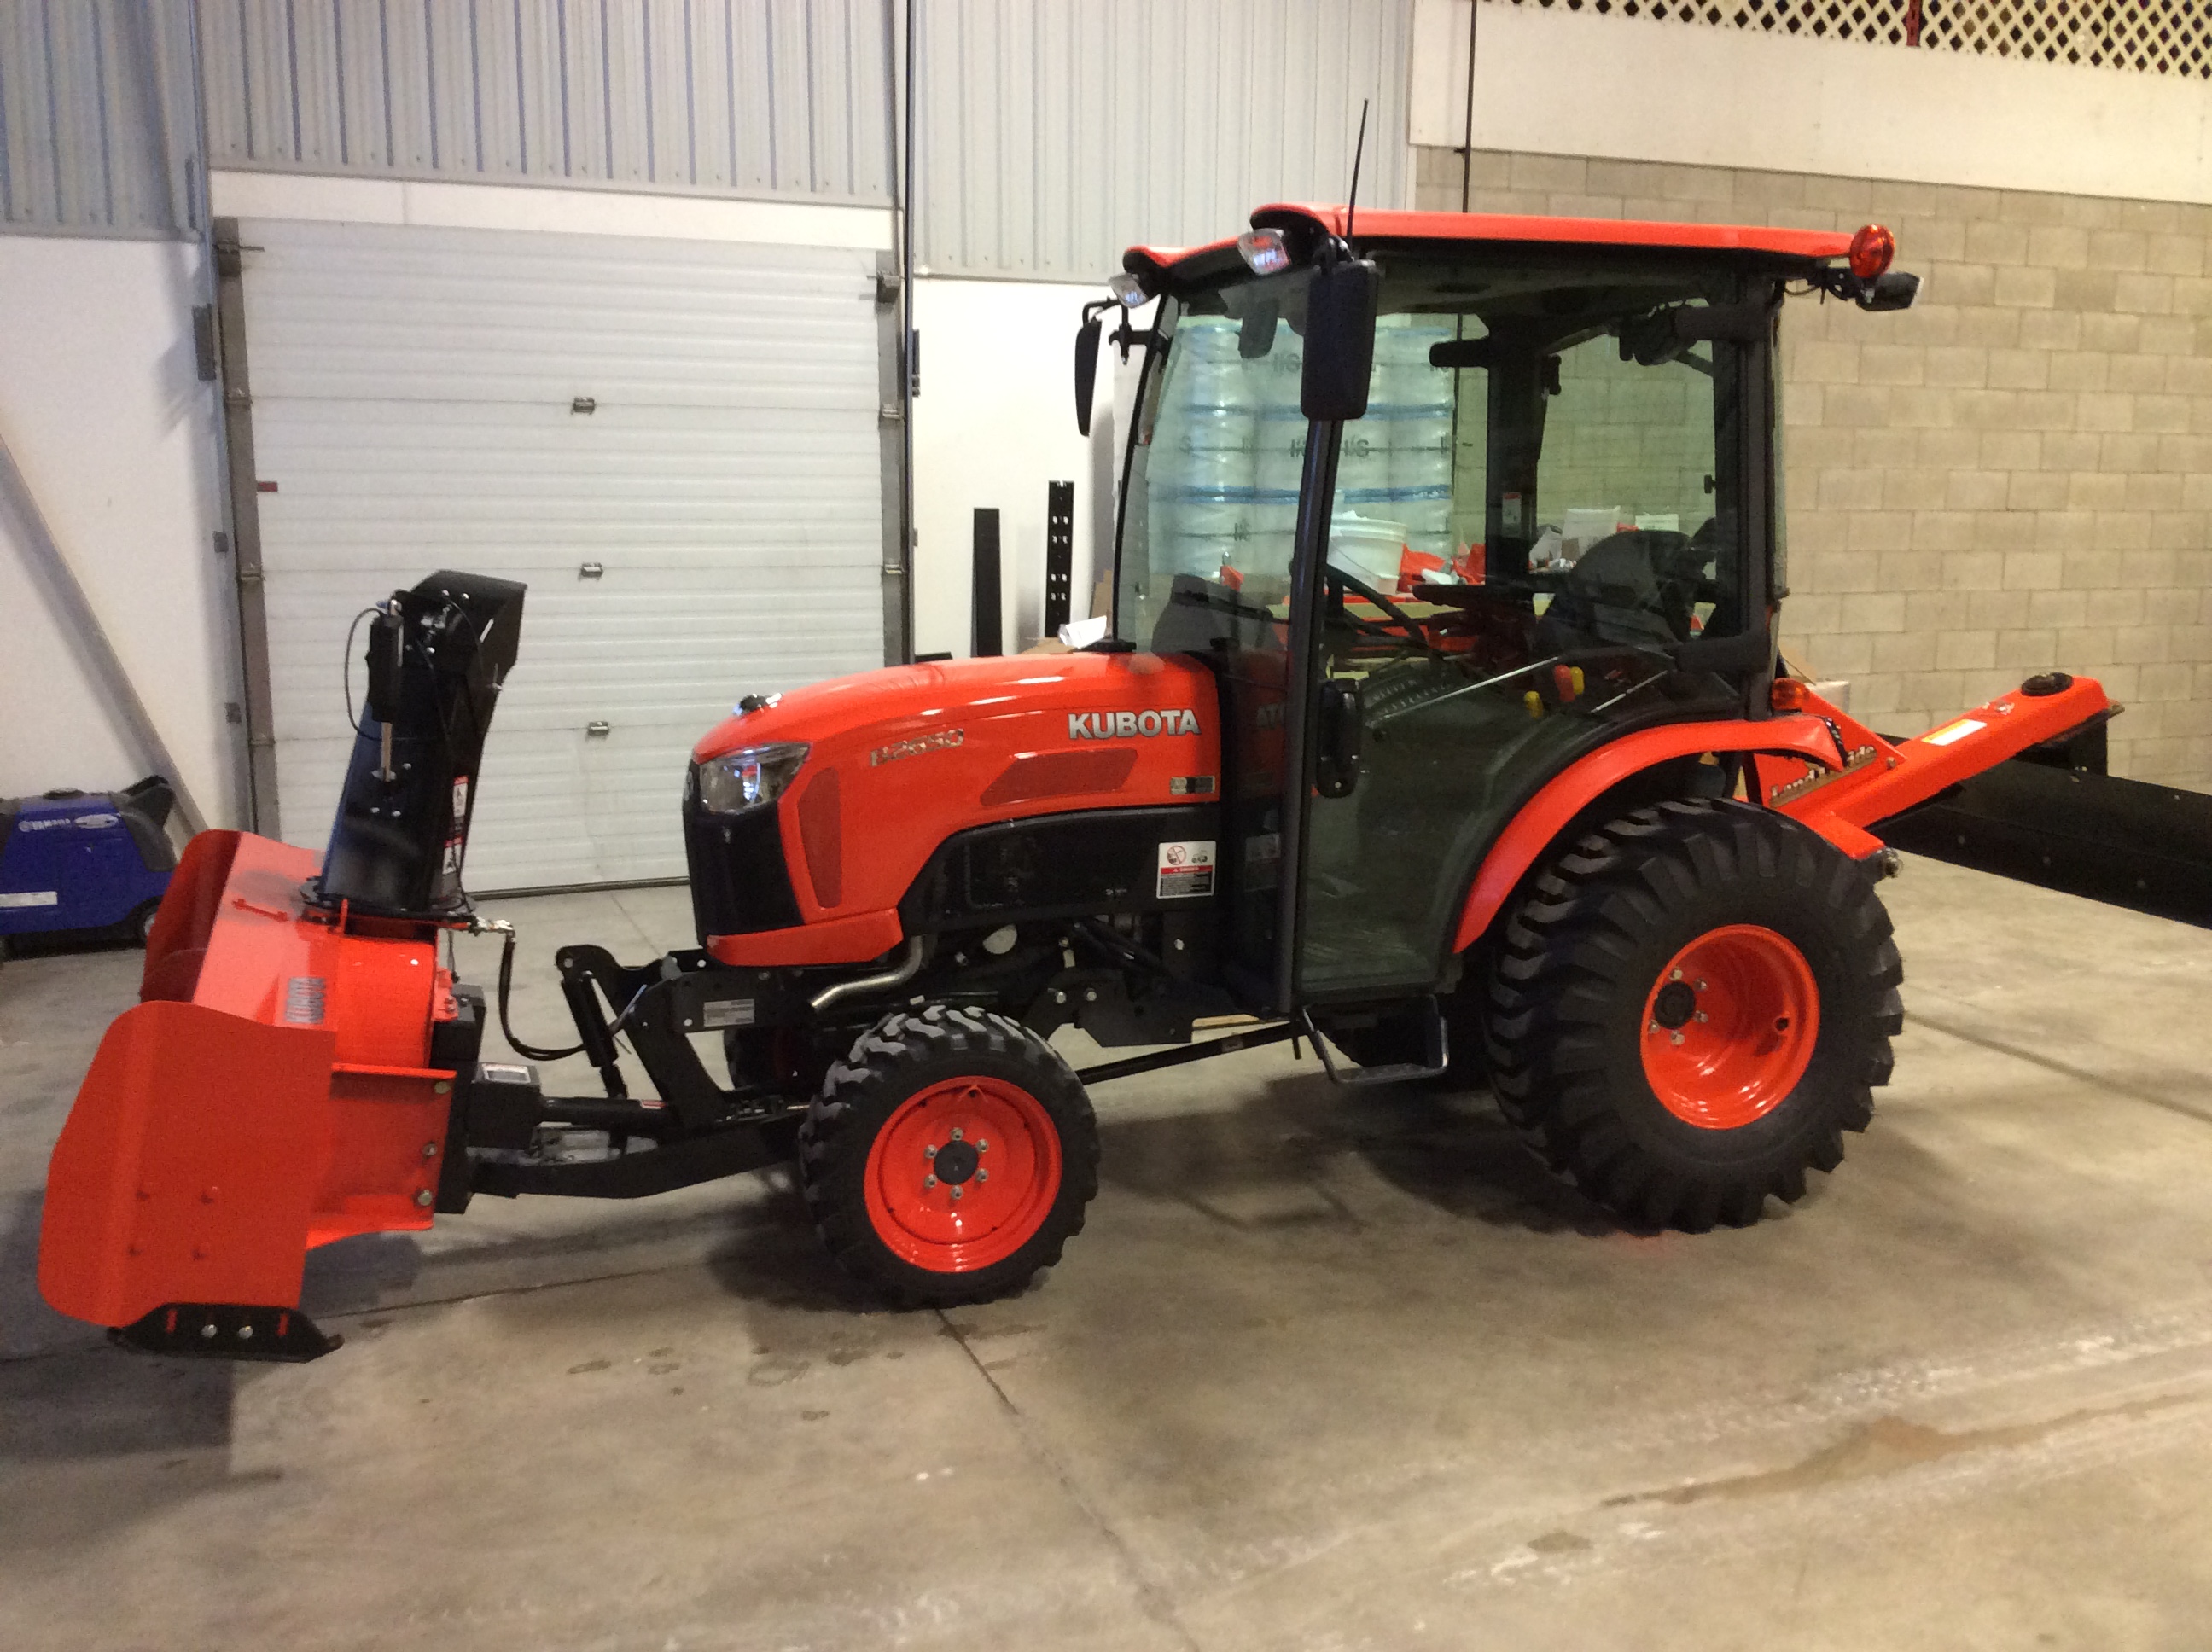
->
[1290,292,1776,1003]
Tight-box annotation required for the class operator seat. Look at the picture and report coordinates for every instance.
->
[1536,528,1702,654]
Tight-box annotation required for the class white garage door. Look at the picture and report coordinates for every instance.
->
[242,219,886,891]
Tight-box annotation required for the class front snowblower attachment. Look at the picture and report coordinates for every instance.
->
[38,572,524,1361]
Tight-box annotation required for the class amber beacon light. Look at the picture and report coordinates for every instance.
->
[1848,224,1896,280]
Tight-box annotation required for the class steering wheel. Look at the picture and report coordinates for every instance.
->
[1326,563,1444,658]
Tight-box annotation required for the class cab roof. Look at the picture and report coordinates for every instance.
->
[1122,203,1857,296]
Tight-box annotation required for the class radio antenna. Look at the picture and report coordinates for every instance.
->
[1344,98,1371,242]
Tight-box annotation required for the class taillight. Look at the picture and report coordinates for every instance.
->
[1848,224,1895,281]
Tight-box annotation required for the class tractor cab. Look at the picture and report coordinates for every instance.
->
[1082,206,1912,1031]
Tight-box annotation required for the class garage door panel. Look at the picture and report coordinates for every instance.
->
[247,219,886,888]
[250,402,881,551]
[242,221,879,409]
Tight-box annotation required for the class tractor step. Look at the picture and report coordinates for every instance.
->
[1307,1002,1450,1087]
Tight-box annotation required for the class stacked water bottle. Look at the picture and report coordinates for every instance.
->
[1147,315,1457,590]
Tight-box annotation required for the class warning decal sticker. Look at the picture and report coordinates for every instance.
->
[1156,839,1216,899]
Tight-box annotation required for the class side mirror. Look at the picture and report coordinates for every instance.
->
[1859,270,1921,312]
[1301,258,1381,422]
[1074,312,1103,436]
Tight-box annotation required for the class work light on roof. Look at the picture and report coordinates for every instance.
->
[1237,228,1291,276]
[1106,273,1148,307]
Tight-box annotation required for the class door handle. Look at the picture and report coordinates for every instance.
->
[1314,680,1362,799]
[585,721,611,738]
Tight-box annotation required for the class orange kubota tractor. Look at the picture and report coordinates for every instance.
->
[40,206,2116,1360]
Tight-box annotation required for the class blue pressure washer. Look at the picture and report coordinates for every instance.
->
[0,777,178,951]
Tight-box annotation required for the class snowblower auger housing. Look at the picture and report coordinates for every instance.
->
[41,209,2126,1354]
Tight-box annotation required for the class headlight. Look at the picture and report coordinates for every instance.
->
[695,742,809,815]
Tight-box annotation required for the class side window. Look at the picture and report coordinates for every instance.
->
[1538,336,1717,538]
[1529,334,1740,649]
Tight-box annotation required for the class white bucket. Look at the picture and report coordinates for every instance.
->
[1328,515,1407,588]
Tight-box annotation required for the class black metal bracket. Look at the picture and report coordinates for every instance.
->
[554,945,780,1128]
[431,983,488,1213]
[112,1302,343,1363]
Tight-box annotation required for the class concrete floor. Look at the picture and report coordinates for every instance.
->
[4,858,2212,1650]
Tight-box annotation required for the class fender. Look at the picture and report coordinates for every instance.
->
[1448,713,1850,955]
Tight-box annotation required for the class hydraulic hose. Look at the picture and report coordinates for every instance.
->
[492,926,587,1062]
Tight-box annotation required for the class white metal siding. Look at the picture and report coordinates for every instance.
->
[914,0,1416,280]
[196,0,896,203]
[0,0,197,236]
[241,218,884,889]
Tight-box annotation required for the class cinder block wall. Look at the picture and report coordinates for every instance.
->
[1415,148,2212,785]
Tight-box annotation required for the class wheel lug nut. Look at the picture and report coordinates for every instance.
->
[1670,969,1684,981]
[1648,1021,1661,1034]
[923,1174,937,1189]
[1669,1031,1685,1045]
[975,1140,987,1152]
[923,1144,937,1160]
[1695,1011,1708,1023]
[951,1186,963,1201]
[975,1168,988,1183]
[1695,980,1707,992]
[950,1127,963,1142]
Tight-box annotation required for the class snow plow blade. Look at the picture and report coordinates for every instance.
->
[38,829,474,1361]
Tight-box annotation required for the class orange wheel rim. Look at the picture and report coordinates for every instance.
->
[1639,924,1819,1130]
[862,1078,1062,1272]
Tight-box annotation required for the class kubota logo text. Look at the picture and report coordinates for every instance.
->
[1069,709,1201,740]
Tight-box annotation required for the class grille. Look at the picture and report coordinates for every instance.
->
[681,768,802,945]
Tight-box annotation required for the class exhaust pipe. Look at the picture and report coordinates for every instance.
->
[810,937,928,1015]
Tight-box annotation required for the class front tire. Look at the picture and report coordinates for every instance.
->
[799,1004,1099,1306]
[1482,799,1902,1231]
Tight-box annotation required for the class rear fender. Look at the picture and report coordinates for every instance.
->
[1449,714,1851,955]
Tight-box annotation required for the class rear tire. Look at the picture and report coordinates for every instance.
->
[1482,799,1902,1231]
[799,1003,1099,1306]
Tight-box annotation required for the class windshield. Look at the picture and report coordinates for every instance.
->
[1115,265,1313,644]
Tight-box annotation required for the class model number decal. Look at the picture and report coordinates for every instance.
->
[1069,709,1201,740]
[871,728,966,766]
